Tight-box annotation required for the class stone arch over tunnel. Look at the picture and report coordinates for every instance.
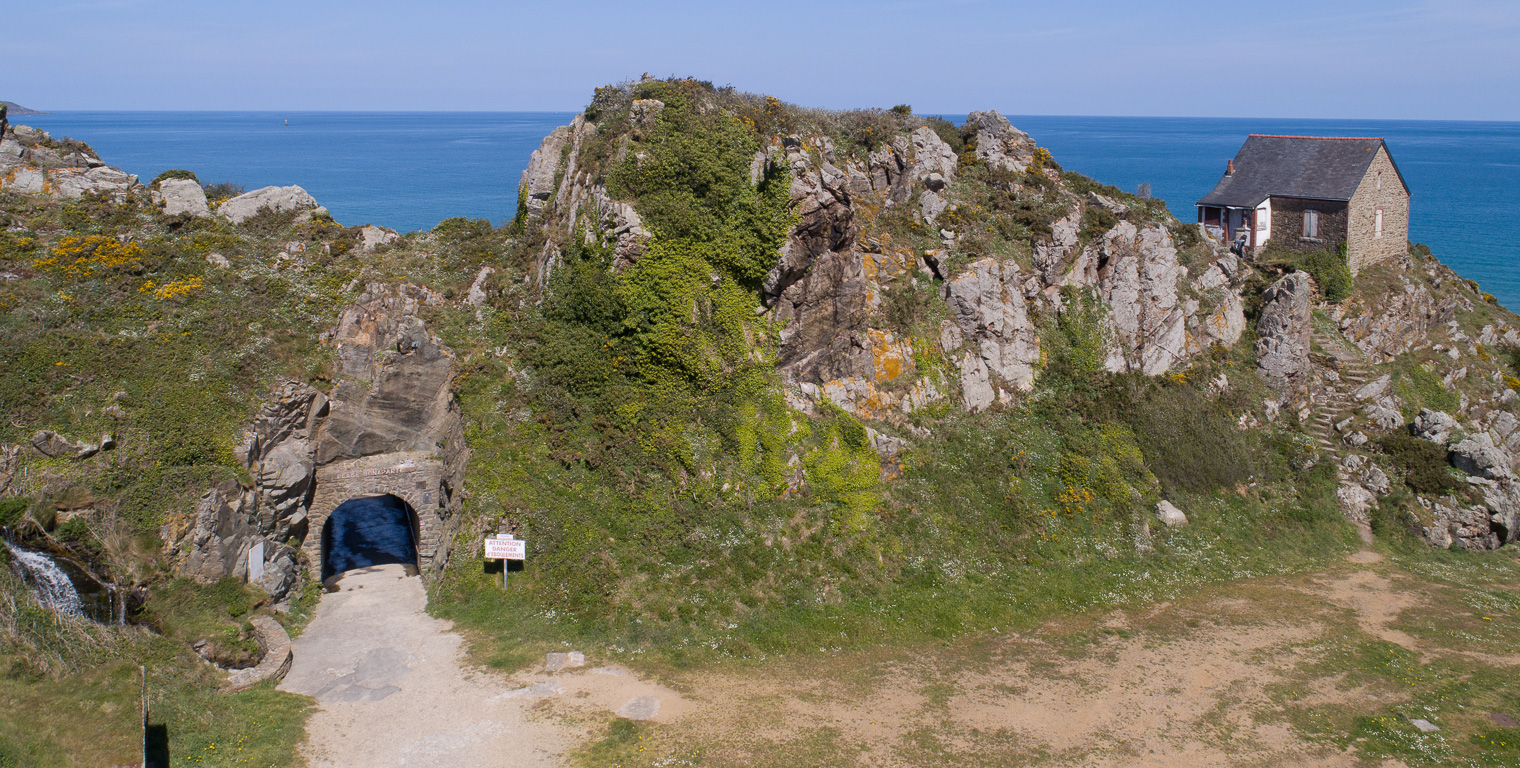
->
[320,494,419,584]
[305,451,457,580]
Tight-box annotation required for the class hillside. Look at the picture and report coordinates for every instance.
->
[1,102,46,116]
[2,79,1520,766]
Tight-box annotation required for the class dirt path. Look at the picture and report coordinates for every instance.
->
[609,548,1520,767]
[280,565,688,767]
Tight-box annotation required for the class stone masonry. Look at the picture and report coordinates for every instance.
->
[1346,147,1409,275]
[304,451,454,577]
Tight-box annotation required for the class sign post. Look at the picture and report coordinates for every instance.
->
[484,534,526,589]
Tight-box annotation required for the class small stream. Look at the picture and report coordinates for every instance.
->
[6,541,85,616]
[4,541,123,622]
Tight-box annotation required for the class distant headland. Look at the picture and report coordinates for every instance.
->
[1,101,47,115]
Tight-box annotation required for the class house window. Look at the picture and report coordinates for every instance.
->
[1304,209,1319,238]
[1375,207,1384,239]
[1377,171,1382,191]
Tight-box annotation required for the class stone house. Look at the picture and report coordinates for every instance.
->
[1196,135,1410,274]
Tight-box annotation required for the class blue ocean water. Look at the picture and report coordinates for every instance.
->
[22,111,1520,308]
[23,111,574,233]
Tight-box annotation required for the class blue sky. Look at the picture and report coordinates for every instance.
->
[5,0,1516,119]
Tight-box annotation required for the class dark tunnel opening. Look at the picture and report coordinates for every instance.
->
[320,494,419,584]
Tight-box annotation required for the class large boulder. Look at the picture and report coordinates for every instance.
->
[1412,409,1460,445]
[1155,500,1188,527]
[219,185,324,224]
[1450,433,1513,480]
[155,178,210,217]
[1255,271,1314,394]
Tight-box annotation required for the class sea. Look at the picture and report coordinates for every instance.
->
[21,111,1520,309]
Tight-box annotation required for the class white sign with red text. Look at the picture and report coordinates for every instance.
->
[484,535,525,561]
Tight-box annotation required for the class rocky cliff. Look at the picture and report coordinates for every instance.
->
[512,81,1520,554]
[520,95,1244,424]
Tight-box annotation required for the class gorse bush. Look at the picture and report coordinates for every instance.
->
[1119,381,1258,494]
[1378,433,1461,495]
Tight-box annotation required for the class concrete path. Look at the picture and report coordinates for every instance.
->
[280,565,571,767]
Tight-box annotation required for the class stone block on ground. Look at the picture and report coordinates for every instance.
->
[545,650,585,672]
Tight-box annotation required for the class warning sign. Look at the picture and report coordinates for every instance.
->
[484,536,525,561]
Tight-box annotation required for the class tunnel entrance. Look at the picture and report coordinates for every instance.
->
[320,494,419,585]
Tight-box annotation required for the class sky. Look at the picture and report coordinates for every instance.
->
[4,0,1517,120]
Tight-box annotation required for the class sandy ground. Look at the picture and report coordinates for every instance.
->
[645,548,1454,768]
[282,547,1516,767]
[280,564,689,767]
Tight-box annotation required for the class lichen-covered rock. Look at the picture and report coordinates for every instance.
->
[1094,223,1189,375]
[358,224,400,252]
[944,258,1041,410]
[219,185,324,224]
[964,110,1036,173]
[1336,483,1376,523]
[1412,409,1460,445]
[1354,374,1391,402]
[1450,433,1513,480]
[1255,271,1314,394]
[154,178,210,217]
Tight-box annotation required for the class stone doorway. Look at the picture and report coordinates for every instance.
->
[320,494,420,585]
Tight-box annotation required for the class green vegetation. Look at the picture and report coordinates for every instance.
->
[1261,242,1352,303]
[149,169,198,188]
[7,77,1520,766]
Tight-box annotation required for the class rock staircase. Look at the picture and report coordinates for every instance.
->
[1308,329,1375,455]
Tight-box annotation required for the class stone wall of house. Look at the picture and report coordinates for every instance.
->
[1346,147,1410,274]
[1268,198,1349,256]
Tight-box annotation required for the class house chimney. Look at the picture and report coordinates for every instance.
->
[1226,160,1235,176]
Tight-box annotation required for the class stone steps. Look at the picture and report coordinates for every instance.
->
[1308,328,1377,457]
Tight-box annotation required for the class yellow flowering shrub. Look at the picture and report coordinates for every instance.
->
[140,276,204,300]
[32,235,143,278]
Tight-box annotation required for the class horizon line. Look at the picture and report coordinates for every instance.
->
[10,109,1520,126]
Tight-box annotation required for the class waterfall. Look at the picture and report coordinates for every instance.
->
[5,542,85,617]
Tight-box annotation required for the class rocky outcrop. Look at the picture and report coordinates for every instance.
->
[1412,409,1460,445]
[965,111,1036,173]
[153,178,210,217]
[181,481,261,583]
[219,185,326,225]
[519,104,1248,419]
[1255,271,1314,394]
[1092,223,1189,375]
[944,258,1040,410]
[0,125,139,199]
[29,430,112,460]
[318,284,462,464]
[237,381,328,542]
[358,224,400,252]
[178,284,469,589]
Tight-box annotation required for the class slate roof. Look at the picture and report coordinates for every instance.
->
[1196,135,1406,208]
